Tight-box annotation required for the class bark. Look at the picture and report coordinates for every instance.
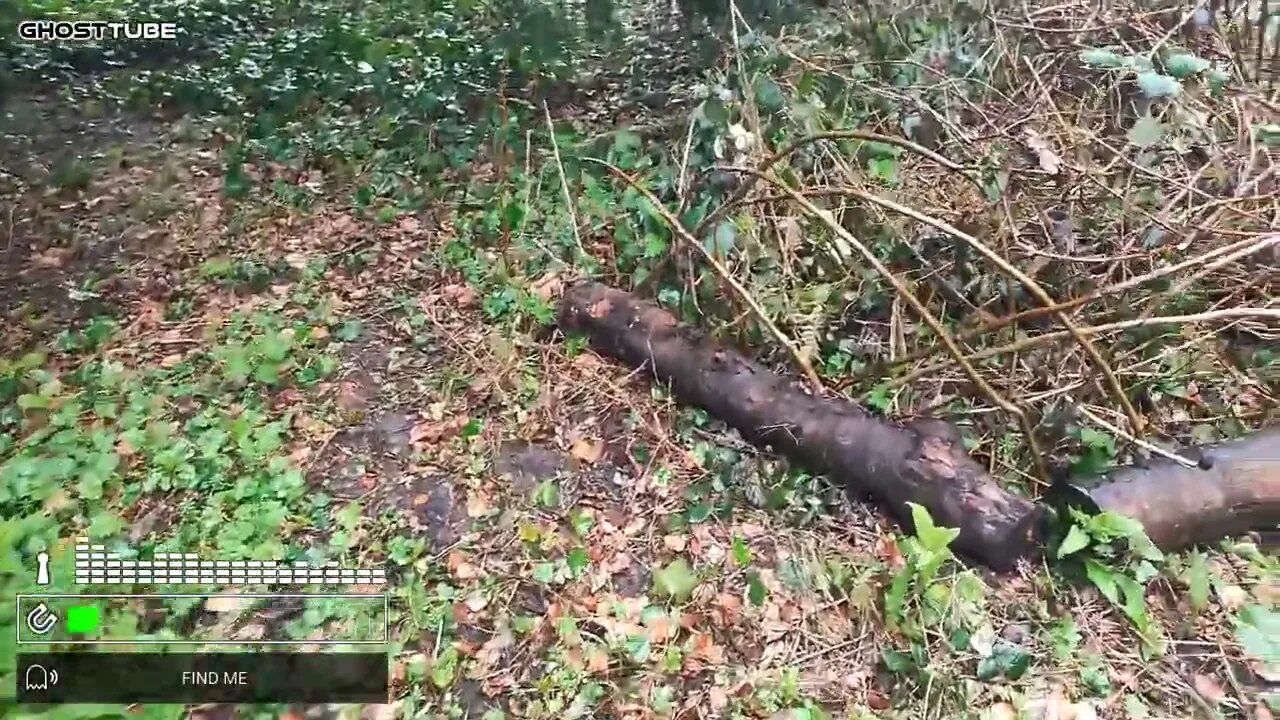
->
[1062,429,1280,550]
[559,282,1280,568]
[559,282,1046,571]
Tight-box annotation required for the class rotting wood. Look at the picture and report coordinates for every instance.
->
[559,282,1280,569]
[559,281,1047,571]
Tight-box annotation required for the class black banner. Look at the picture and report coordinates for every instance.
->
[16,652,388,704]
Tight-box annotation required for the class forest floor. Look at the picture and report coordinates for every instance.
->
[2,2,1278,720]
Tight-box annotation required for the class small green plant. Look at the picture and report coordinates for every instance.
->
[1057,510,1166,653]
[883,504,987,643]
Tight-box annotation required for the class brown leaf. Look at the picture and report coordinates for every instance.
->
[32,247,72,268]
[663,534,687,552]
[1023,128,1062,174]
[1192,673,1227,704]
[442,284,478,308]
[645,613,678,642]
[691,633,727,666]
[712,592,743,626]
[466,490,493,518]
[571,437,604,464]
[987,703,1018,720]
[586,648,610,673]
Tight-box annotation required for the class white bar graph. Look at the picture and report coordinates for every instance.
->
[74,539,386,586]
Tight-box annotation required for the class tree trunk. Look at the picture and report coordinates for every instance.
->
[559,282,1046,571]
[1060,429,1280,550]
[558,282,1280,568]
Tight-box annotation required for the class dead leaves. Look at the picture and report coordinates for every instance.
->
[1023,128,1063,175]
[570,436,604,464]
[441,283,478,309]
[531,271,564,302]
[688,632,727,667]
[409,414,469,447]
[1191,673,1227,705]
[31,247,73,269]
[446,550,481,580]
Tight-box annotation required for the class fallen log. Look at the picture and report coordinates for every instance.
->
[559,282,1280,569]
[559,282,1047,571]
[1058,429,1280,550]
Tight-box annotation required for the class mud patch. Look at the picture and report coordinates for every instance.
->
[0,93,202,350]
[494,440,567,495]
[379,473,468,553]
[311,410,414,499]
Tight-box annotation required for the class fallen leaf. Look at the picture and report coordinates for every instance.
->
[442,284,478,308]
[708,687,730,711]
[466,490,493,517]
[397,215,422,234]
[987,702,1018,720]
[571,437,604,464]
[32,248,72,268]
[663,534,687,552]
[1217,584,1249,610]
[691,633,727,665]
[712,593,742,626]
[1023,128,1063,174]
[1192,673,1226,704]
[204,596,252,613]
[645,613,678,642]
[531,272,564,301]
[586,648,610,673]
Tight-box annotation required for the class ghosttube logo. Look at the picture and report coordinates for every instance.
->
[17,20,179,41]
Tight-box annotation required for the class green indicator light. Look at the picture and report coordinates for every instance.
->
[65,605,101,634]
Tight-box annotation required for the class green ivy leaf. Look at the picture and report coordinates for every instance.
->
[1080,47,1126,68]
[566,546,590,577]
[754,76,786,112]
[907,502,959,552]
[653,558,699,601]
[1136,72,1181,98]
[431,646,459,689]
[1085,559,1120,605]
[1127,116,1165,148]
[731,535,751,566]
[1165,52,1211,78]
[1235,605,1280,666]
[1057,524,1091,558]
[707,221,736,256]
[1187,551,1210,611]
[868,157,898,184]
[746,571,767,606]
